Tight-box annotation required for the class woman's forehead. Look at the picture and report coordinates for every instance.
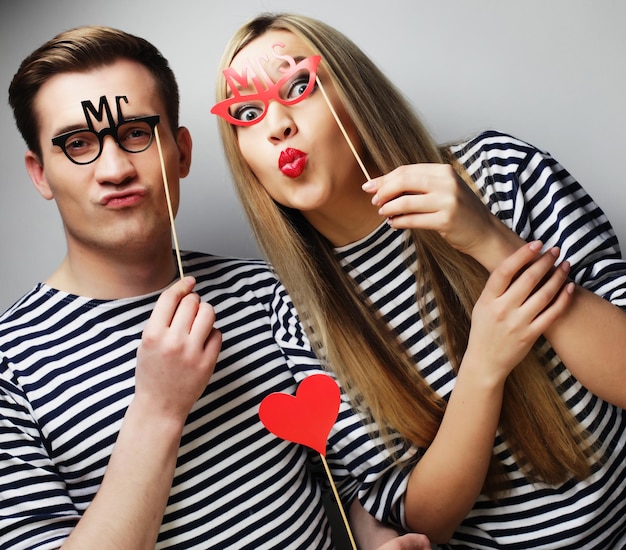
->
[231,30,314,75]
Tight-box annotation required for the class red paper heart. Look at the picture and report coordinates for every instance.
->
[259,374,341,456]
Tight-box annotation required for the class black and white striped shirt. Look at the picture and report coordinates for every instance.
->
[0,254,413,549]
[338,131,626,548]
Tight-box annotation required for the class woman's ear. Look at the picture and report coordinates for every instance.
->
[176,126,192,178]
[25,151,54,200]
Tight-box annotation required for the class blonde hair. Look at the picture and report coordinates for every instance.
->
[215,12,596,495]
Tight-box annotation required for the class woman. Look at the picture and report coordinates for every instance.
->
[211,13,626,548]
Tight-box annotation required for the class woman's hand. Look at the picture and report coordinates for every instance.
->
[375,533,432,550]
[404,241,574,541]
[362,164,523,271]
[349,500,432,550]
[465,241,574,384]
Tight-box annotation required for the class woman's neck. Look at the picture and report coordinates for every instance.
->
[303,195,384,247]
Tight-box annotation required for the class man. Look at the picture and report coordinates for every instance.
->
[1,26,429,549]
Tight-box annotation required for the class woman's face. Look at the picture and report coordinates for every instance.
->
[226,30,371,224]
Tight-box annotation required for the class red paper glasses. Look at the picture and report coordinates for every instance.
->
[211,54,321,127]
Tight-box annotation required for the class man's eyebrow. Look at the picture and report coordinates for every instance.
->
[51,123,90,137]
[51,112,156,137]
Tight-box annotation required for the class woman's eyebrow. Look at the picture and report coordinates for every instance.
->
[223,53,315,100]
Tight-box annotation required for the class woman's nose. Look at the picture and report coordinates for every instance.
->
[265,101,297,143]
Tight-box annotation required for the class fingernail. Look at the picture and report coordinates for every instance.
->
[529,240,543,251]
[362,180,374,191]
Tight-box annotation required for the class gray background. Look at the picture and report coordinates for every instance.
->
[1,0,625,312]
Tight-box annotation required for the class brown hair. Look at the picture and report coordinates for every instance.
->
[215,12,597,495]
[9,25,179,160]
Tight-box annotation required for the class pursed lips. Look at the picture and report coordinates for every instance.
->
[99,188,147,207]
[278,147,307,178]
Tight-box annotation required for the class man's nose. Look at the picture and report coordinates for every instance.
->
[93,135,136,183]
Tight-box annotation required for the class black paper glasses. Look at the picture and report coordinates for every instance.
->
[51,114,160,165]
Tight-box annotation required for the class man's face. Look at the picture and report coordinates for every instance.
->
[28,58,190,257]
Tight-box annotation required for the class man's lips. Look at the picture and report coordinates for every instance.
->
[278,147,307,178]
[100,189,147,208]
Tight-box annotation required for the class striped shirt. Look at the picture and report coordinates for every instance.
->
[0,254,413,549]
[338,131,626,548]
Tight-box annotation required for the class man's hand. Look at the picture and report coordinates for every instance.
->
[63,277,222,549]
[135,276,222,422]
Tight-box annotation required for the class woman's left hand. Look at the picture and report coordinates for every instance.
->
[349,499,432,550]
[375,533,432,550]
[362,164,519,269]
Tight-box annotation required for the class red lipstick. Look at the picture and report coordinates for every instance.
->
[278,148,307,178]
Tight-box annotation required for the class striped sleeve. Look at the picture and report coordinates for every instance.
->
[0,255,338,549]
[0,361,78,549]
[451,130,626,308]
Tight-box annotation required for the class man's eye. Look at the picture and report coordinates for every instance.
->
[66,139,88,151]
[128,128,150,139]
[65,133,97,153]
[233,104,264,122]
[118,122,153,147]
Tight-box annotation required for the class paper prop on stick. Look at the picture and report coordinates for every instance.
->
[50,94,184,280]
[211,53,321,127]
[259,374,357,549]
[211,43,372,183]
[259,373,340,455]
[154,124,184,280]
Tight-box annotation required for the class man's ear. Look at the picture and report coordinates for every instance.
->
[25,151,54,200]
[176,126,192,179]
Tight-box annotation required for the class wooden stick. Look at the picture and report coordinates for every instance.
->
[316,75,397,229]
[316,76,371,182]
[154,125,184,280]
[320,454,357,550]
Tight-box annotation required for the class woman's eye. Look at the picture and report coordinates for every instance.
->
[286,75,312,100]
[234,104,264,122]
